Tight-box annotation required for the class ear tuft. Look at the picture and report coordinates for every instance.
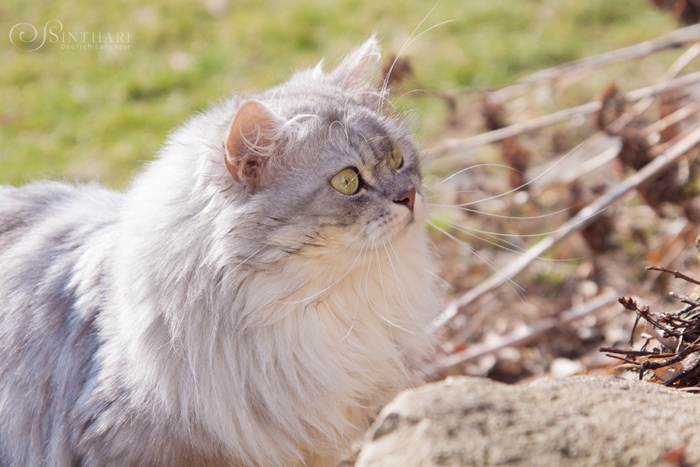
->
[329,35,382,90]
[225,100,282,192]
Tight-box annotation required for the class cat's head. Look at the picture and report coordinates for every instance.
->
[217,37,426,254]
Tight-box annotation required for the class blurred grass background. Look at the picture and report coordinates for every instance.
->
[0,0,677,188]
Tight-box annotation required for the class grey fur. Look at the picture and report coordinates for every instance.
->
[0,38,438,466]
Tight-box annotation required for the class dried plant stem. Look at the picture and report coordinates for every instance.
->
[536,47,700,187]
[604,42,700,135]
[433,125,700,330]
[497,23,700,98]
[640,98,700,139]
[437,289,619,369]
[436,25,700,102]
[430,71,700,157]
[647,266,700,286]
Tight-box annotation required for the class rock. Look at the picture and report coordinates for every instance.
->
[356,375,700,466]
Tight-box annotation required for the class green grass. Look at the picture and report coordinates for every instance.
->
[0,0,677,188]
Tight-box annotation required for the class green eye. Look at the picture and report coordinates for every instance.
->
[330,168,360,195]
[390,146,403,170]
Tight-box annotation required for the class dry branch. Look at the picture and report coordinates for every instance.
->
[512,23,700,87]
[531,44,700,188]
[432,125,700,330]
[437,289,619,369]
[641,98,700,138]
[436,24,700,102]
[602,272,700,388]
[429,71,700,157]
[647,266,700,286]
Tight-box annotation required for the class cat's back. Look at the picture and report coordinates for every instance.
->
[0,180,117,234]
[0,181,122,465]
[0,181,121,290]
[0,179,122,331]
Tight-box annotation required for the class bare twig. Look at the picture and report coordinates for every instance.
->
[429,71,700,157]
[638,344,700,379]
[640,97,700,138]
[437,289,619,369]
[432,125,700,330]
[622,296,682,337]
[670,292,700,309]
[533,49,700,188]
[600,347,676,358]
[647,266,700,286]
[435,25,700,102]
[498,23,700,95]
[664,357,700,387]
[604,42,700,135]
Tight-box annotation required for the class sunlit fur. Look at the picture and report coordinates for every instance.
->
[0,38,438,466]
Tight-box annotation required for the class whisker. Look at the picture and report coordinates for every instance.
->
[431,205,611,239]
[425,163,520,192]
[382,18,460,104]
[356,90,396,111]
[382,242,422,327]
[379,2,440,113]
[366,243,413,333]
[276,229,368,305]
[431,212,528,254]
[429,203,579,220]
[392,88,439,105]
[431,141,586,205]
[217,247,264,290]
[427,220,526,299]
[341,243,369,342]
[426,189,481,199]
[430,212,579,263]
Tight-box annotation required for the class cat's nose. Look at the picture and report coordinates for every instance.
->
[394,188,416,211]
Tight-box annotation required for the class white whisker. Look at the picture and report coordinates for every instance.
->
[431,212,528,254]
[365,243,413,333]
[424,163,521,192]
[426,189,481,199]
[435,141,586,206]
[382,19,459,103]
[340,245,369,342]
[382,242,421,327]
[431,205,610,239]
[429,203,579,220]
[427,220,526,299]
[217,247,264,290]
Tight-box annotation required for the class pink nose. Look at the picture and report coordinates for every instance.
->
[394,188,416,211]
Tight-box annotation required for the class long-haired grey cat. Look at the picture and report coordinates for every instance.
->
[0,38,438,466]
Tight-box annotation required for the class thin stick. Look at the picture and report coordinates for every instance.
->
[436,289,619,369]
[502,23,700,91]
[647,266,700,286]
[436,25,700,101]
[429,71,700,157]
[432,125,700,330]
[640,98,700,138]
[558,141,621,185]
[670,292,700,309]
[534,47,700,188]
[599,347,676,358]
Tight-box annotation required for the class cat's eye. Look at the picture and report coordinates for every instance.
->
[390,146,403,170]
[330,168,360,195]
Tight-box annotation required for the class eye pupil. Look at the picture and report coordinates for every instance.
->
[391,146,403,170]
[331,168,360,195]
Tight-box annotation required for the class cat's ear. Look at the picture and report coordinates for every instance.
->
[225,100,283,192]
[329,35,382,90]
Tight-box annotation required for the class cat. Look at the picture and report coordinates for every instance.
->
[0,37,439,467]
